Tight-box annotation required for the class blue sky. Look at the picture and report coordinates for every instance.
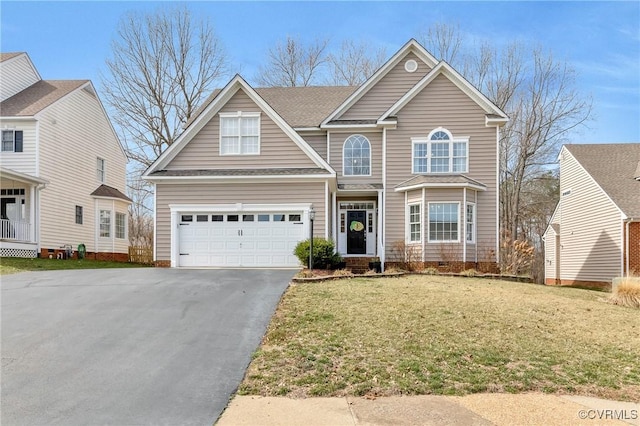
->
[2,1,639,144]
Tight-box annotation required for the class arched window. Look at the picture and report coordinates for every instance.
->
[412,127,468,174]
[343,135,371,176]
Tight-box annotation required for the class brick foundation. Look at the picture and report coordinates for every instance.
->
[545,278,611,291]
[39,248,128,262]
[344,257,379,274]
[154,260,171,267]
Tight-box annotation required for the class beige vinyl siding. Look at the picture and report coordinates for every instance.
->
[385,74,497,261]
[557,151,622,282]
[544,227,558,281]
[37,86,128,253]
[330,131,382,183]
[168,89,317,170]
[0,55,40,101]
[0,119,37,175]
[340,52,432,120]
[301,132,327,160]
[155,181,327,261]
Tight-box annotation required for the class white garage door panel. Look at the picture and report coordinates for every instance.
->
[178,211,304,267]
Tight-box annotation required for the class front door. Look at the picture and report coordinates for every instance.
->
[346,210,366,254]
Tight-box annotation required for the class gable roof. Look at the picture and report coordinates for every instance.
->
[0,80,89,117]
[144,75,335,177]
[187,86,356,129]
[564,143,640,217]
[379,61,508,124]
[322,39,438,126]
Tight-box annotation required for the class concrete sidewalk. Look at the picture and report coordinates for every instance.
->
[217,394,639,426]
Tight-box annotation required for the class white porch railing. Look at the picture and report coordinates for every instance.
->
[0,219,32,242]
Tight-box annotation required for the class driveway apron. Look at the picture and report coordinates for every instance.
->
[1,268,293,425]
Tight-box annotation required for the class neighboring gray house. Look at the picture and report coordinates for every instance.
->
[143,40,508,270]
[544,143,640,288]
[0,52,131,260]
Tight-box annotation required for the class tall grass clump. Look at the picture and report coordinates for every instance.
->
[609,277,640,308]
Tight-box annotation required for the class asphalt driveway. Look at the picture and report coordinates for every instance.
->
[1,268,294,425]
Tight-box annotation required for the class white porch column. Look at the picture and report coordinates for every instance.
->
[29,185,36,242]
[377,189,384,263]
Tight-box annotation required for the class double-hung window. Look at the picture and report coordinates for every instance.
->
[97,158,105,183]
[409,204,421,242]
[412,128,468,174]
[2,130,23,152]
[466,203,475,243]
[100,210,111,237]
[116,212,126,239]
[428,202,459,242]
[220,112,260,155]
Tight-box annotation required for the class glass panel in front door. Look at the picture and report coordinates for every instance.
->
[347,210,366,254]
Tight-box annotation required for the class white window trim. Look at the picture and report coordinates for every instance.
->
[411,127,469,174]
[219,111,261,156]
[342,134,372,177]
[99,209,111,238]
[97,157,106,183]
[1,129,21,152]
[115,212,127,240]
[466,202,476,244]
[427,201,461,243]
[407,202,422,243]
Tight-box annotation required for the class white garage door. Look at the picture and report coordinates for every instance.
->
[178,212,305,267]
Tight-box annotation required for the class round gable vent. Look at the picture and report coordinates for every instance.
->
[405,59,418,73]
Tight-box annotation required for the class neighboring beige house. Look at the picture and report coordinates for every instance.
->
[0,52,131,260]
[143,40,508,271]
[544,143,640,288]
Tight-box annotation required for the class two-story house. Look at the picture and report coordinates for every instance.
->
[143,40,508,271]
[0,52,131,260]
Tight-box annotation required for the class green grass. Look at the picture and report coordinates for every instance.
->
[239,275,640,401]
[0,256,149,275]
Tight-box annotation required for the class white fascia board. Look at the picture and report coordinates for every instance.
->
[90,195,133,205]
[293,127,323,132]
[380,61,508,122]
[322,39,438,125]
[485,116,509,127]
[0,167,49,185]
[170,202,313,213]
[0,116,38,122]
[320,123,379,131]
[394,182,487,193]
[142,173,335,184]
[542,202,561,238]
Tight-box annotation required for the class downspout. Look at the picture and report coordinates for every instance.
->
[463,187,467,266]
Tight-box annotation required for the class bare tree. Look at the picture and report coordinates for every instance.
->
[419,22,463,65]
[326,40,386,86]
[255,36,329,87]
[101,7,229,250]
[101,6,228,168]
[418,23,592,273]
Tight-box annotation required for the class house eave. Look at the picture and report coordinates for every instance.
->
[394,182,487,193]
[91,195,133,204]
[143,173,336,183]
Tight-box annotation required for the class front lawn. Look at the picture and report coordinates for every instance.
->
[0,257,149,275]
[239,275,640,401]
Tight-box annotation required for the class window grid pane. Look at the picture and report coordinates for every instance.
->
[409,204,421,242]
[221,116,259,154]
[100,210,111,237]
[2,131,14,152]
[466,204,475,242]
[413,143,428,173]
[343,135,371,176]
[429,203,458,241]
[116,213,126,239]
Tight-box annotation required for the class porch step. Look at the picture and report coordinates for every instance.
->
[344,257,379,274]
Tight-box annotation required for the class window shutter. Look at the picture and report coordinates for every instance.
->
[14,131,23,152]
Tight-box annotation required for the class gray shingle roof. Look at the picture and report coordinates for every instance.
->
[338,183,384,190]
[90,184,132,202]
[187,86,356,129]
[149,168,331,177]
[0,80,88,116]
[565,143,640,217]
